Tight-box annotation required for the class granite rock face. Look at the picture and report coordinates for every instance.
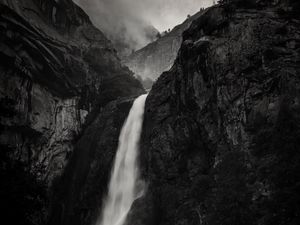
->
[124,10,205,83]
[0,0,144,225]
[49,97,137,225]
[0,0,143,183]
[1,0,300,225]
[140,2,300,225]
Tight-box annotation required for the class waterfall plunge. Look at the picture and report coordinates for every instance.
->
[99,94,148,225]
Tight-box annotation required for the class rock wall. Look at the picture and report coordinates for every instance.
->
[0,0,143,183]
[124,10,206,82]
[0,0,144,224]
[49,97,137,225]
[1,1,300,225]
[140,2,300,225]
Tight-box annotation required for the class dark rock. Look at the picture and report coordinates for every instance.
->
[0,0,144,183]
[49,98,136,225]
[0,0,144,224]
[140,3,300,225]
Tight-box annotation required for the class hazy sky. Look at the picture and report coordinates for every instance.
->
[128,0,214,31]
[73,0,213,50]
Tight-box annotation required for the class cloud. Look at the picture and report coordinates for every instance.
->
[73,0,213,51]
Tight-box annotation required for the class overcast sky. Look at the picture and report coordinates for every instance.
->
[74,0,213,31]
[127,0,214,31]
[73,0,213,50]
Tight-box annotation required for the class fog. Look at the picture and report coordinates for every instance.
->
[73,0,213,51]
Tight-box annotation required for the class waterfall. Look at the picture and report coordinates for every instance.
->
[99,94,148,225]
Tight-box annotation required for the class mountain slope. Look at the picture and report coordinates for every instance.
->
[0,0,144,223]
[124,9,206,83]
[138,2,300,225]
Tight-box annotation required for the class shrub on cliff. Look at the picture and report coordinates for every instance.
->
[218,0,257,8]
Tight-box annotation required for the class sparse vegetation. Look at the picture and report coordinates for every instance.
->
[218,0,257,8]
[156,32,162,39]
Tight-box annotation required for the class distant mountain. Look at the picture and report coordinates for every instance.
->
[72,0,160,59]
[124,9,206,85]
[113,24,160,59]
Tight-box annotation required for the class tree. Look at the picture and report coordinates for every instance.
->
[156,32,162,39]
[217,0,257,8]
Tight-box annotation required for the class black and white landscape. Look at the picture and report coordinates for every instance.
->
[0,1,300,225]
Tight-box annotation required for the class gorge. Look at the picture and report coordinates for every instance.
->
[0,1,300,225]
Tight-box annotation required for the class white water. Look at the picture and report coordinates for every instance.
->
[98,94,148,225]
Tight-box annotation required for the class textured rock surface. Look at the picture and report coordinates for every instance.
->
[0,0,144,224]
[124,10,205,82]
[1,1,300,225]
[49,97,136,225]
[140,2,300,225]
[0,0,144,183]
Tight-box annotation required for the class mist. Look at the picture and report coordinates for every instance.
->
[73,0,213,52]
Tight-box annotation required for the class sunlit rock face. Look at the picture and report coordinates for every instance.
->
[140,2,300,225]
[123,10,205,84]
[0,0,143,184]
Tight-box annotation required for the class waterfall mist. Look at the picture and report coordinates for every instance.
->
[98,94,148,225]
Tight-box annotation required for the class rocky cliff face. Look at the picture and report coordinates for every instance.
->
[49,97,137,225]
[140,1,300,225]
[0,0,144,224]
[2,1,300,225]
[124,10,205,84]
[0,0,144,182]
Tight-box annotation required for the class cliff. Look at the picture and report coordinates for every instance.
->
[139,1,300,225]
[1,0,300,225]
[49,97,136,225]
[0,0,144,224]
[124,10,206,84]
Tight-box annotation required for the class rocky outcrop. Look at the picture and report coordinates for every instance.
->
[49,97,137,225]
[140,2,300,225]
[124,10,206,83]
[0,0,144,224]
[0,0,143,183]
[2,0,300,225]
